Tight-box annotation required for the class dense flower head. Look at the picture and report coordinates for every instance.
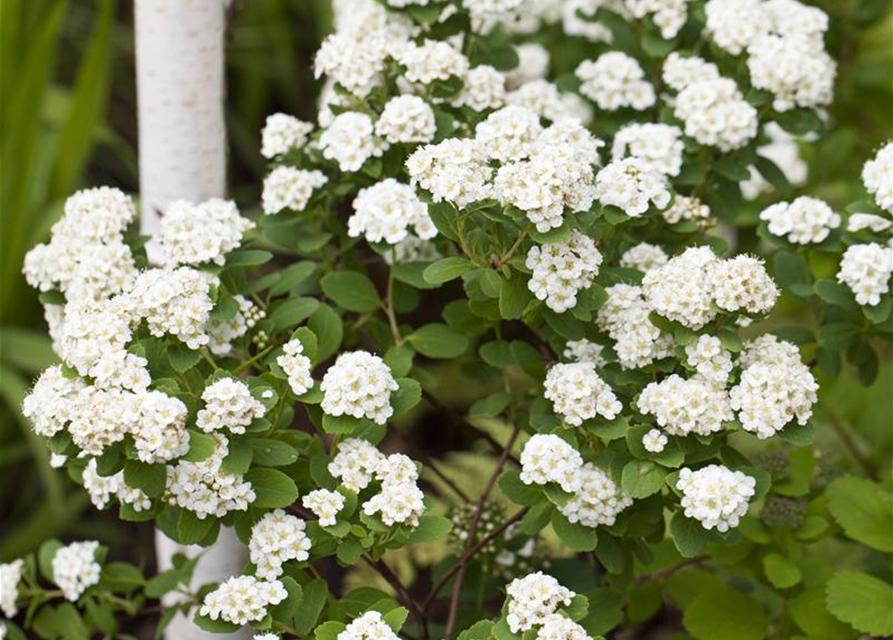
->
[597,284,672,369]
[544,362,622,426]
[263,167,328,215]
[848,213,893,233]
[375,95,436,144]
[407,138,493,208]
[536,613,593,640]
[595,157,671,217]
[561,0,616,43]
[52,541,101,601]
[862,141,893,213]
[249,510,313,579]
[302,489,345,526]
[337,611,400,640]
[520,434,584,493]
[708,255,778,315]
[506,43,549,89]
[662,195,712,226]
[506,572,575,632]
[575,52,655,111]
[314,33,385,98]
[22,365,87,438]
[159,198,254,266]
[612,123,684,177]
[362,479,426,526]
[747,33,835,111]
[129,267,215,349]
[199,575,287,626]
[384,236,443,264]
[196,378,266,435]
[261,113,314,159]
[320,351,398,424]
[130,390,191,463]
[685,335,734,386]
[642,428,668,453]
[505,80,593,124]
[560,463,632,527]
[475,105,543,162]
[626,0,694,38]
[451,64,507,111]
[329,438,386,492]
[349,179,435,245]
[677,465,756,532]
[82,458,151,512]
[642,246,718,329]
[319,112,387,172]
[639,375,733,437]
[760,197,841,244]
[396,39,470,85]
[526,232,602,312]
[836,242,893,306]
[563,339,606,367]
[620,242,668,273]
[277,339,315,395]
[0,559,24,618]
[705,0,767,55]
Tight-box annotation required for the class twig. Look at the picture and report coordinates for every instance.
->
[821,405,878,481]
[493,228,528,269]
[635,556,707,584]
[423,455,472,502]
[364,556,429,640]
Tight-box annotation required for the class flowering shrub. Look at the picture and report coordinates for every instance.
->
[4,1,892,640]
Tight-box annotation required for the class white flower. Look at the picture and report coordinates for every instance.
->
[595,158,671,217]
[277,339,315,396]
[82,458,151,512]
[407,138,493,208]
[207,295,264,356]
[862,141,893,213]
[319,112,387,172]
[128,267,215,349]
[451,65,506,111]
[249,510,313,579]
[475,105,543,162]
[536,613,593,640]
[612,123,684,176]
[262,167,328,215]
[677,465,755,532]
[848,213,893,233]
[199,575,287,626]
[620,243,668,273]
[337,611,400,640]
[596,284,673,370]
[314,33,385,98]
[321,351,398,425]
[261,113,313,159]
[395,40,469,85]
[526,232,602,312]
[563,339,606,367]
[662,195,712,226]
[544,362,622,426]
[302,489,346,526]
[560,463,632,527]
[159,198,253,267]
[22,365,86,438]
[836,243,893,306]
[625,0,695,38]
[638,375,733,437]
[255,635,280,640]
[349,179,435,245]
[506,572,574,632]
[0,559,24,617]
[520,434,584,493]
[760,197,841,244]
[747,33,835,112]
[704,0,767,54]
[575,52,655,111]
[708,255,779,315]
[642,246,718,329]
[362,479,426,526]
[642,429,668,453]
[196,378,266,435]
[506,44,550,89]
[685,335,734,386]
[329,438,386,492]
[561,0,617,42]
[375,95,436,144]
[384,237,443,265]
[52,541,101,601]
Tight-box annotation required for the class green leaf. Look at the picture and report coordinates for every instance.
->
[826,476,893,552]
[295,580,329,634]
[167,343,200,373]
[272,576,303,619]
[308,304,343,362]
[817,322,861,352]
[499,270,532,319]
[271,297,320,329]
[226,249,274,267]
[391,377,422,417]
[248,438,300,467]
[826,571,893,636]
[321,271,381,313]
[407,323,468,358]
[336,538,364,565]
[269,261,317,296]
[670,511,712,558]
[383,606,409,632]
[177,510,217,545]
[814,279,858,310]
[123,460,166,498]
[581,588,623,636]
[457,620,494,640]
[423,257,474,284]
[384,345,415,377]
[404,515,452,543]
[100,562,145,593]
[245,468,299,508]
[683,588,770,640]
[322,414,372,435]
[772,251,812,298]
[220,439,253,475]
[38,539,63,582]
[552,511,598,551]
[144,569,181,598]
[194,612,240,633]
[762,553,802,589]
[621,460,666,498]
[497,469,541,506]
[469,392,511,418]
[315,622,348,640]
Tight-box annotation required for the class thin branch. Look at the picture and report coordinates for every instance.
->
[821,405,878,481]
[423,455,472,502]
[364,556,429,640]
[635,556,707,584]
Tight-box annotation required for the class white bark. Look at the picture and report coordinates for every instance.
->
[135,2,249,639]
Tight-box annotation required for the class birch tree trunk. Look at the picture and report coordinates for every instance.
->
[134,1,249,638]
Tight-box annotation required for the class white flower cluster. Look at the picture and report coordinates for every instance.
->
[475,105,543,162]
[662,195,712,226]
[82,458,151,512]
[642,428,668,453]
[836,243,893,306]
[663,54,758,151]
[505,572,574,632]
[302,489,345,526]
[207,295,264,356]
[685,335,734,386]
[255,635,280,640]
[199,575,287,626]
[249,510,312,579]
[320,112,387,172]
[625,0,694,38]
[407,138,493,208]
[277,339,315,395]
[638,374,733,437]
[337,611,400,640]
[23,188,137,306]
[451,64,506,111]
[504,79,593,125]
[526,231,602,312]
[519,434,584,493]
[385,237,443,265]
[643,246,778,330]
[0,559,23,617]
[320,351,398,425]
[543,362,622,426]
[561,0,616,43]
[596,284,673,370]
[261,113,314,159]
[612,123,684,177]
[395,39,470,86]
[559,462,633,528]
[196,378,266,435]
[263,167,328,215]
[166,434,256,518]
[759,196,841,244]
[328,439,426,526]
[848,213,892,234]
[375,95,436,144]
[52,541,101,602]
[349,179,436,245]
[536,614,593,640]
[730,335,819,438]
[158,198,254,267]
[620,243,668,273]
[575,52,655,111]
[132,267,215,349]
[862,141,893,213]
[677,465,755,532]
[595,157,671,217]
[563,339,606,367]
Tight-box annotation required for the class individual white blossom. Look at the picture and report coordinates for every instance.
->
[349,179,435,244]
[249,510,312,579]
[407,138,493,208]
[262,167,328,215]
[506,572,574,632]
[199,575,287,626]
[375,95,436,144]
[131,390,191,463]
[760,197,841,244]
[519,434,584,493]
[159,198,254,267]
[526,232,602,312]
[52,541,101,602]
[677,465,755,532]
[319,112,387,172]
[314,33,385,98]
[261,113,314,159]
[620,243,668,273]
[685,335,734,386]
[337,611,400,640]
[0,559,24,618]
[277,339,315,396]
[575,52,655,111]
[836,243,893,306]
[560,463,632,528]
[22,365,87,438]
[320,351,398,425]
[302,489,346,526]
[638,375,733,437]
[662,53,720,91]
[544,362,622,426]
[329,438,386,492]
[704,0,766,54]
[595,158,671,217]
[642,429,668,453]
[862,141,893,213]
[451,65,507,111]
[563,339,606,366]
[196,378,266,435]
[612,123,684,176]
